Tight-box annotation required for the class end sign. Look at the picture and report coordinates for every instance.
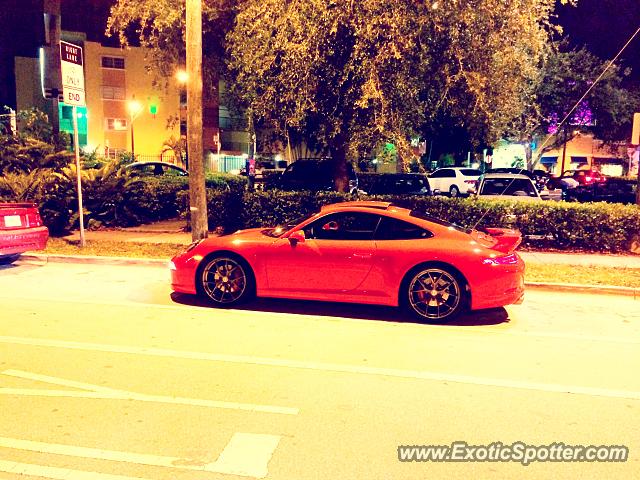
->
[60,41,86,107]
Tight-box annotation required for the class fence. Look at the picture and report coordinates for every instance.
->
[206,154,247,173]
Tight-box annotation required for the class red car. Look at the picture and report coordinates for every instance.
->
[170,201,525,322]
[0,203,49,264]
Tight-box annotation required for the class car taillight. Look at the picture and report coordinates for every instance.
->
[464,180,477,185]
[483,253,519,265]
[26,211,42,227]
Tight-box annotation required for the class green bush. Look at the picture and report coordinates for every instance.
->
[193,190,640,252]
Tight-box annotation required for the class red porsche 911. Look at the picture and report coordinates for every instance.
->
[170,201,525,322]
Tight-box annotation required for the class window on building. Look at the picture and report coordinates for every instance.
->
[60,106,73,120]
[101,56,125,69]
[106,118,128,131]
[101,86,126,100]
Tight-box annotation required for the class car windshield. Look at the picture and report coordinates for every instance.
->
[409,210,471,234]
[263,213,317,237]
[480,178,537,196]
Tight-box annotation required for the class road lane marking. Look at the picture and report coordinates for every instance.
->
[1,369,298,416]
[0,460,148,480]
[0,434,280,478]
[1,336,639,401]
[213,433,280,478]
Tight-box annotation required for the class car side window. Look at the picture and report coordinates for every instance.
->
[374,216,433,240]
[304,212,381,241]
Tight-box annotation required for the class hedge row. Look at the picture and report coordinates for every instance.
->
[198,190,640,252]
[0,169,246,235]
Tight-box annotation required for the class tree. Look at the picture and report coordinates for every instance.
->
[512,43,640,169]
[227,0,559,188]
[107,0,235,92]
[110,0,562,189]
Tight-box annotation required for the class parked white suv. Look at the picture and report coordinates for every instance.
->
[428,167,481,197]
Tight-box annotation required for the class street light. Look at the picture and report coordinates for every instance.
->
[176,69,189,84]
[127,99,143,158]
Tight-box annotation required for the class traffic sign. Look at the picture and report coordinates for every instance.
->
[59,41,85,107]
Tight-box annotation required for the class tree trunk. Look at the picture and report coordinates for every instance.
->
[524,138,534,171]
[329,136,348,193]
[186,0,208,241]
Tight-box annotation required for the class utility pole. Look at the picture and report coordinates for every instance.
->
[186,0,208,241]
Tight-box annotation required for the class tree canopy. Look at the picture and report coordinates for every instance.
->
[110,0,570,186]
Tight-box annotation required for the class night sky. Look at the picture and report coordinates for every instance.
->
[557,0,640,83]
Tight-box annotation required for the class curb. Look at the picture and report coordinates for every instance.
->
[20,253,639,298]
[525,282,638,298]
[20,254,169,267]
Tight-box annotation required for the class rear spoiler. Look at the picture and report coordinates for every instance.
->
[483,227,522,254]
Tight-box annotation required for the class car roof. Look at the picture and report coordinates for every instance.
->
[482,173,533,180]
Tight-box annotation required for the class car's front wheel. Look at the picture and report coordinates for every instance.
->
[403,266,466,322]
[198,255,254,306]
[449,185,460,197]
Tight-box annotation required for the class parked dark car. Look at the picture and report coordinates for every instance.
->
[126,161,188,177]
[563,178,637,204]
[561,169,606,186]
[275,159,359,193]
[365,173,431,196]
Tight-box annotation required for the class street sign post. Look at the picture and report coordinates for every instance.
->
[60,41,86,246]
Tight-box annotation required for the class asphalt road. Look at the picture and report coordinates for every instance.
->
[0,259,639,479]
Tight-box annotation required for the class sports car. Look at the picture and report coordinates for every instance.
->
[170,201,525,322]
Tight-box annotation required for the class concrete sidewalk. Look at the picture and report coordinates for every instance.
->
[58,219,640,268]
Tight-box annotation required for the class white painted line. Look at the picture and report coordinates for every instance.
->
[0,434,280,478]
[0,460,149,480]
[210,433,280,478]
[3,369,120,394]
[0,437,183,470]
[1,336,639,401]
[1,369,298,416]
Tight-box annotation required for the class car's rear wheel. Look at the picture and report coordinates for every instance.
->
[449,185,460,197]
[403,266,466,322]
[0,254,20,265]
[198,255,254,306]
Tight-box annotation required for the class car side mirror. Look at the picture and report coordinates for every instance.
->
[288,230,306,245]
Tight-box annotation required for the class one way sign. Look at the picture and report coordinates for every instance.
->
[60,41,85,107]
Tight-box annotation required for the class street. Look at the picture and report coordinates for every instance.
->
[0,259,639,479]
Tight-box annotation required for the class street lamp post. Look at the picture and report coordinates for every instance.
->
[127,99,142,158]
